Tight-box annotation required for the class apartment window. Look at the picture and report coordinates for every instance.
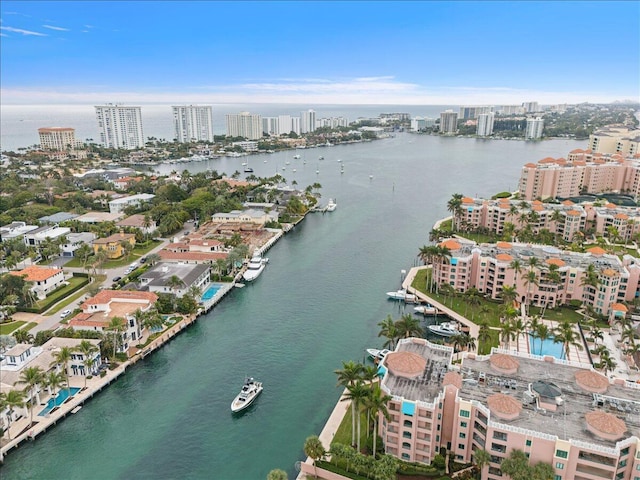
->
[402,442,411,449]
[619,460,627,468]
[459,433,466,439]
[554,476,562,480]
[404,420,412,428]
[460,410,470,418]
[555,450,568,459]
[460,421,467,428]
[526,440,532,447]
[458,444,465,450]
[401,453,410,460]
[621,447,629,456]
[555,463,564,469]
[438,413,442,420]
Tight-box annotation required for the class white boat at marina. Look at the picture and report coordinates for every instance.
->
[414,304,437,315]
[366,348,391,362]
[231,377,263,413]
[242,255,268,282]
[427,321,459,337]
[318,155,324,160]
[326,198,337,212]
[293,154,301,159]
[386,289,416,302]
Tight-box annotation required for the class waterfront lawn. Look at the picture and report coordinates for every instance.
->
[36,276,88,312]
[333,404,369,452]
[0,321,26,335]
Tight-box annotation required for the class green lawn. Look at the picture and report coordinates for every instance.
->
[24,322,38,331]
[45,276,105,315]
[0,321,26,335]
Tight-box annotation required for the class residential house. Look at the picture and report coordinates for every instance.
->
[23,225,71,247]
[0,222,38,242]
[211,209,278,226]
[10,265,65,299]
[92,232,136,259]
[116,214,157,236]
[75,211,125,224]
[60,232,96,257]
[108,193,155,214]
[68,290,158,355]
[139,263,211,297]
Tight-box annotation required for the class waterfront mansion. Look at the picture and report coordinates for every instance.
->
[379,338,640,480]
[431,238,640,319]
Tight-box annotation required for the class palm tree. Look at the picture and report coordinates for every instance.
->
[303,435,326,478]
[266,469,288,480]
[554,320,582,361]
[395,314,423,339]
[500,285,518,306]
[377,315,398,350]
[500,321,517,351]
[511,318,527,353]
[107,316,126,360]
[599,349,617,376]
[342,381,370,452]
[364,385,391,458]
[465,288,482,320]
[477,321,492,354]
[509,259,523,288]
[74,340,99,389]
[533,322,551,356]
[335,361,363,447]
[13,329,34,344]
[45,370,66,409]
[447,193,464,231]
[17,366,44,427]
[522,269,538,315]
[473,449,491,479]
[1,390,26,440]
[50,346,73,398]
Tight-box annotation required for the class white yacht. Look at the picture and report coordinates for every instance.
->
[231,378,263,413]
[427,321,459,337]
[242,255,268,282]
[386,289,416,302]
[326,198,337,212]
[293,154,301,159]
[414,304,437,315]
[366,348,391,363]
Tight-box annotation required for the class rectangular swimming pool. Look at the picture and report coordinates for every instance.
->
[201,284,222,301]
[528,334,565,359]
[38,387,81,416]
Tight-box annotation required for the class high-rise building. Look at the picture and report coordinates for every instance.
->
[476,113,495,137]
[262,117,279,136]
[459,106,492,119]
[525,117,545,139]
[589,126,640,155]
[291,117,301,135]
[172,105,214,143]
[225,112,263,140]
[95,104,145,150]
[439,110,458,134]
[38,127,77,150]
[300,109,316,134]
[522,101,540,113]
[278,115,293,135]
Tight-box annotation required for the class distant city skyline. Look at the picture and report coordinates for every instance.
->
[1,1,638,105]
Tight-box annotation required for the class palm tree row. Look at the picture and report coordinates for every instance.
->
[377,314,424,351]
[334,361,391,456]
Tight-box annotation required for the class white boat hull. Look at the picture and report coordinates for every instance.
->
[415,305,436,315]
[231,382,263,413]
[386,290,416,302]
[427,322,459,337]
[243,264,265,282]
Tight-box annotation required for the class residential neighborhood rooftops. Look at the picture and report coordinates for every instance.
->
[38,212,79,224]
[82,289,158,306]
[140,263,210,289]
[76,211,125,223]
[93,232,136,244]
[10,265,63,282]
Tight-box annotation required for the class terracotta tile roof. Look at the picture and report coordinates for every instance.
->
[496,253,513,262]
[575,370,609,393]
[384,351,426,378]
[566,209,582,216]
[442,372,462,389]
[83,289,158,306]
[490,354,519,373]
[539,157,556,164]
[189,239,222,247]
[524,163,537,168]
[532,200,543,205]
[487,393,522,420]
[68,312,110,328]
[611,303,628,312]
[532,205,544,211]
[570,148,585,154]
[546,258,565,267]
[561,200,574,206]
[440,239,461,250]
[585,410,627,439]
[461,197,474,204]
[10,266,62,282]
[601,268,617,277]
[615,213,629,220]
[496,242,512,249]
[93,232,136,244]
[606,203,617,209]
[587,246,606,255]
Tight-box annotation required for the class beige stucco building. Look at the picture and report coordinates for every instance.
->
[589,126,640,156]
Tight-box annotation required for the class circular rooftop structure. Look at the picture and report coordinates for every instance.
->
[490,354,519,374]
[385,351,426,379]
[442,371,462,389]
[487,393,523,421]
[585,410,627,441]
[575,370,609,394]
[532,381,562,399]
[542,246,561,255]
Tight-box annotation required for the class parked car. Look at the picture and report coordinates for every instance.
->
[139,257,147,263]
[113,276,122,282]
[60,309,72,319]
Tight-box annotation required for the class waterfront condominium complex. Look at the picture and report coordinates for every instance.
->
[589,126,640,156]
[459,106,492,120]
[38,127,77,150]
[225,112,263,140]
[172,105,214,143]
[476,113,495,137]
[522,101,540,113]
[379,338,640,480]
[525,117,545,140]
[518,150,640,200]
[95,104,145,150]
[439,110,458,134]
[300,109,317,134]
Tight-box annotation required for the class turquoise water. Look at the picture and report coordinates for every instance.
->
[201,283,222,301]
[529,334,566,359]
[0,134,583,479]
[38,388,81,416]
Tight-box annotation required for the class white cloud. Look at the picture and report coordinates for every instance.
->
[0,25,47,36]
[42,24,70,31]
[0,33,8,37]
[0,77,633,106]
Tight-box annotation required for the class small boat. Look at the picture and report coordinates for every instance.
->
[318,156,324,160]
[326,198,337,212]
[242,255,268,282]
[337,159,342,162]
[263,160,267,163]
[386,289,416,302]
[242,162,248,166]
[293,155,301,159]
[366,348,391,362]
[285,161,290,165]
[428,321,459,337]
[244,167,254,173]
[231,377,263,413]
[292,168,297,172]
[414,305,437,315]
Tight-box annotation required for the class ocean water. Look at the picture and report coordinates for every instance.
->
[0,133,584,479]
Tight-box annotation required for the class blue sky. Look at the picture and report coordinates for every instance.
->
[1,1,638,104]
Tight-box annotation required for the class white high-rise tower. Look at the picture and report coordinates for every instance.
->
[172,105,214,142]
[95,104,145,149]
[476,113,495,137]
[300,109,317,134]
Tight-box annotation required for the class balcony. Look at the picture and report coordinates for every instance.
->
[575,464,615,480]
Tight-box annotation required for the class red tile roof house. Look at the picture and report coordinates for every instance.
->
[10,266,65,300]
[68,290,158,356]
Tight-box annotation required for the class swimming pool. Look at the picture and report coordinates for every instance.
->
[528,334,565,359]
[38,387,81,416]
[201,284,222,301]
